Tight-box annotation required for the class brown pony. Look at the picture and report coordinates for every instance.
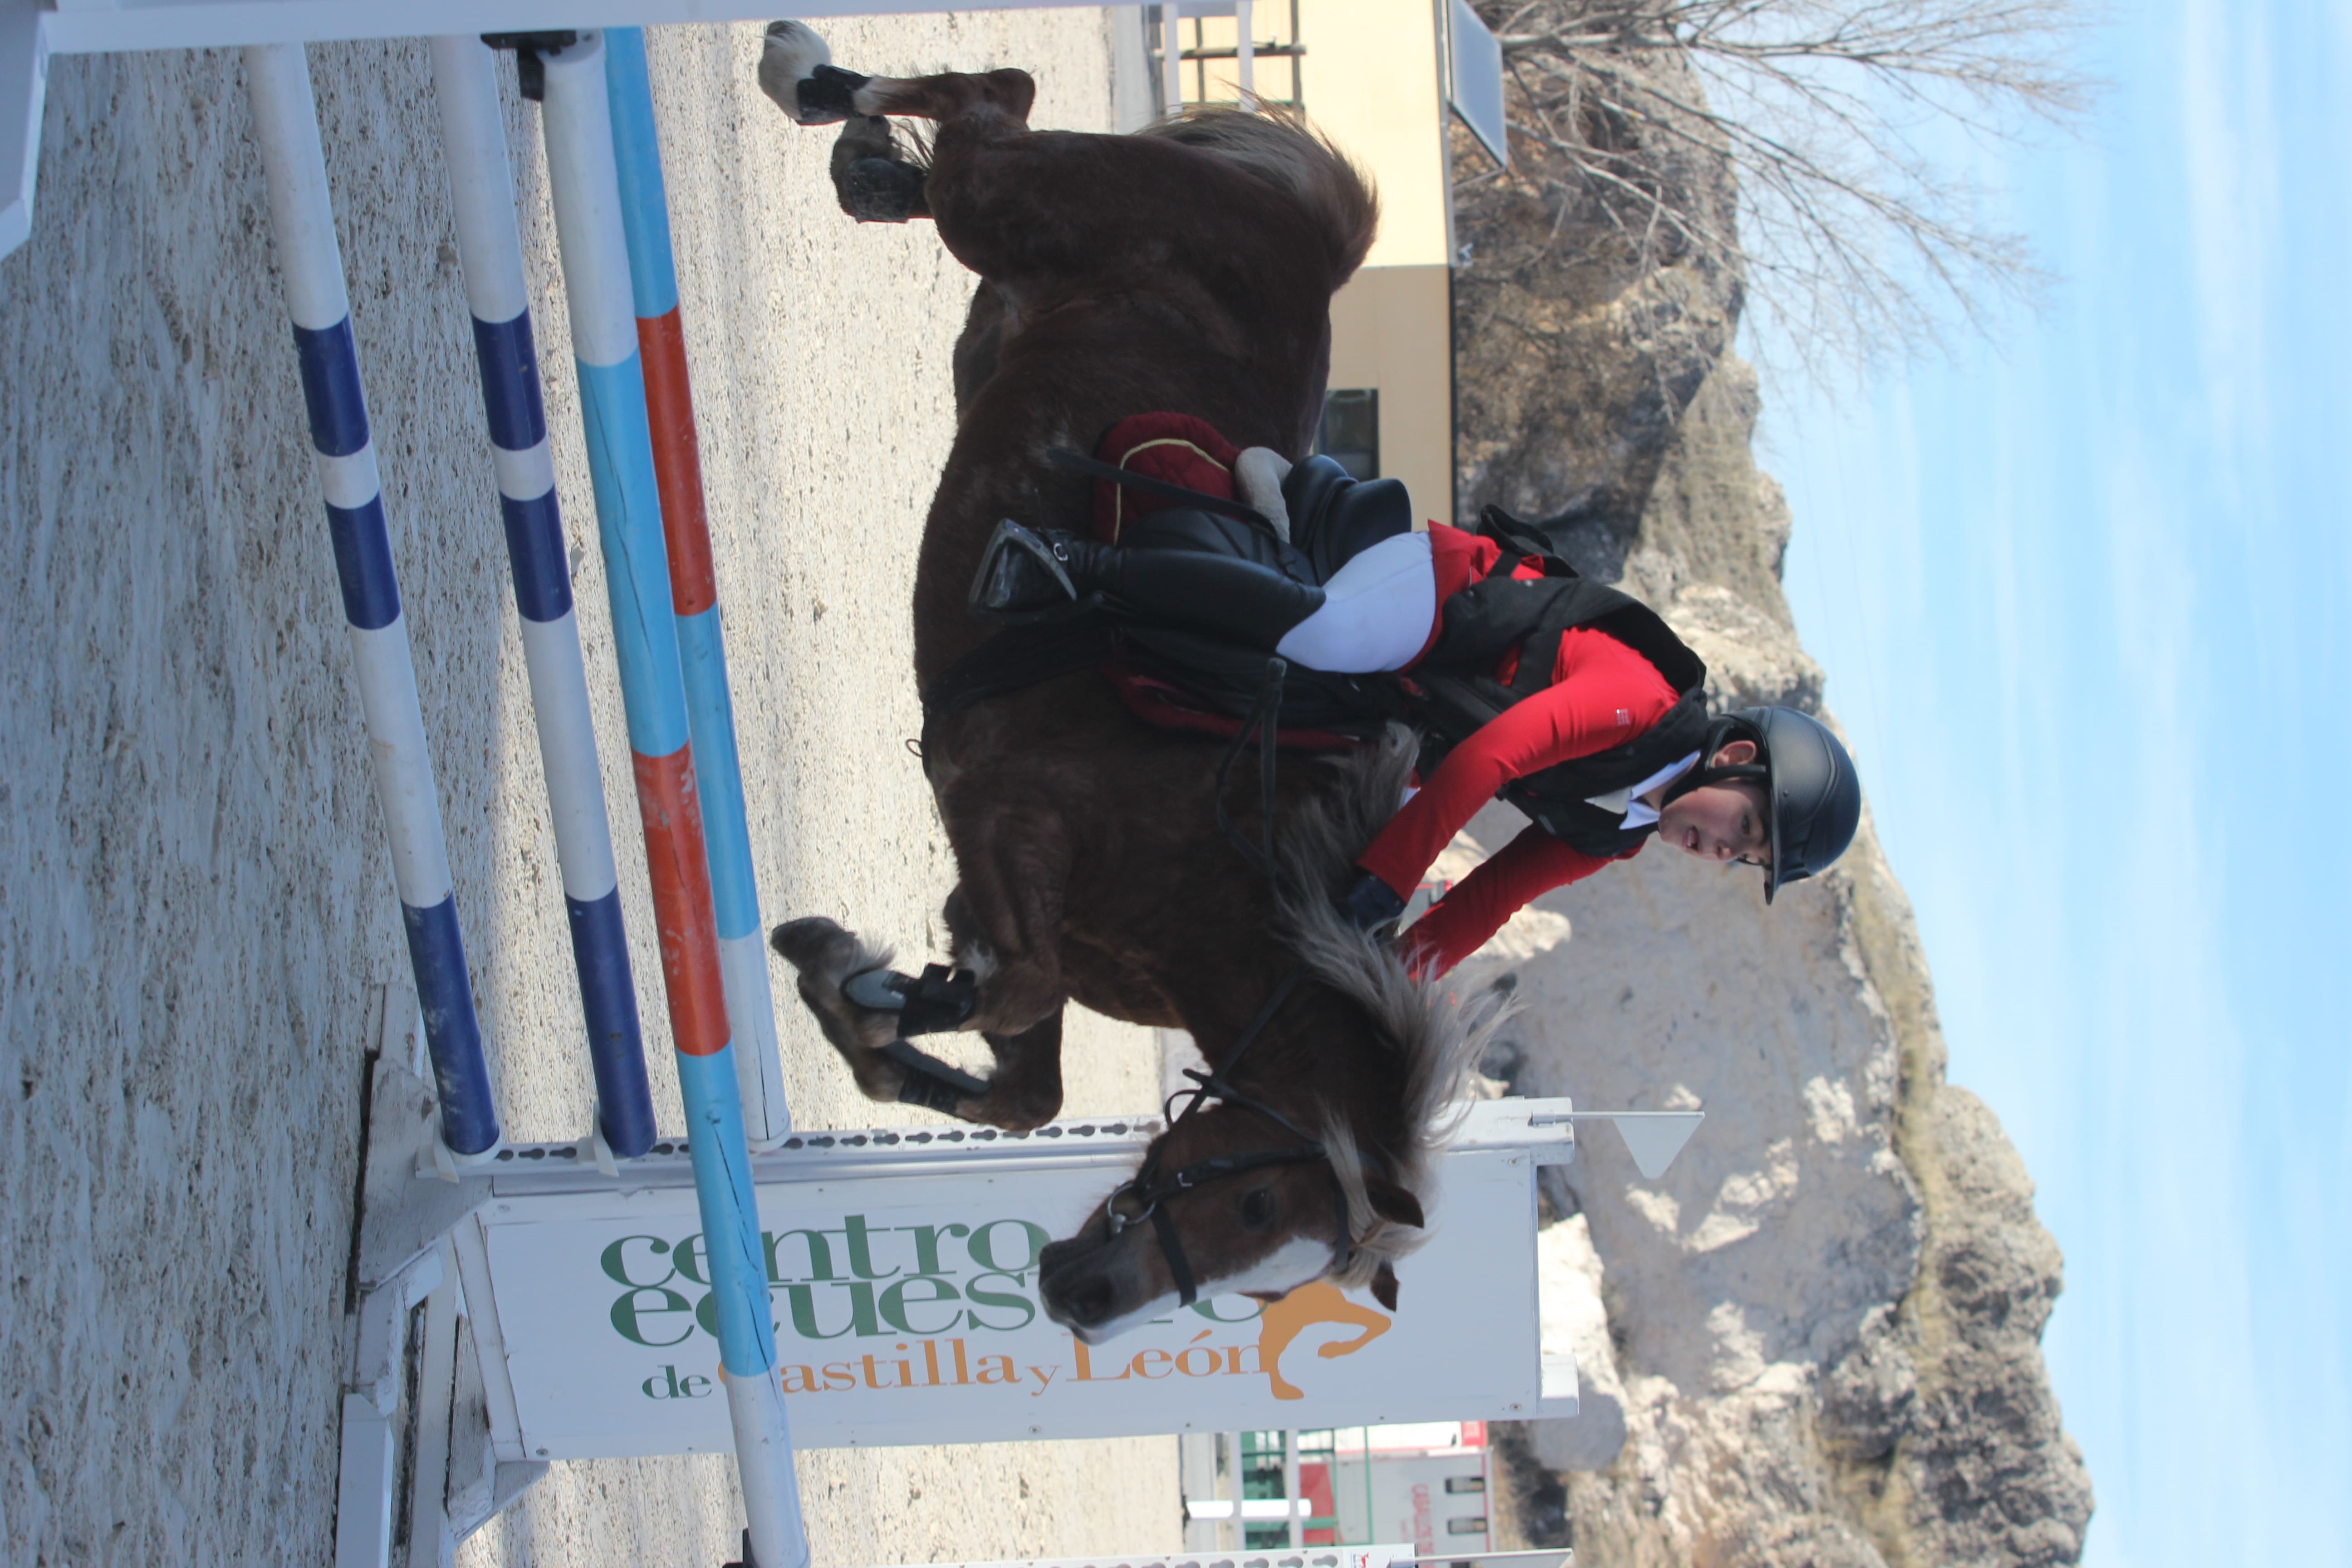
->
[755,23,1500,1340]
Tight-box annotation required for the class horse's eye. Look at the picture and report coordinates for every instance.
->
[1240,1186,1277,1230]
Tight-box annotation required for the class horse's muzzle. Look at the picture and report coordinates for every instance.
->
[1037,1226,1154,1344]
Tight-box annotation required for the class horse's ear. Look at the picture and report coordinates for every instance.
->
[1363,1176,1425,1231]
[1371,1261,1400,1310]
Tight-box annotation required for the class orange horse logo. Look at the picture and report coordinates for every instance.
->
[1254,1280,1391,1400]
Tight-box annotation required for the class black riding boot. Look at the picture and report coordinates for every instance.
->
[972,518,1326,649]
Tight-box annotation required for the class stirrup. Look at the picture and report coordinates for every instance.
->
[969,519,1081,623]
[843,962,978,1036]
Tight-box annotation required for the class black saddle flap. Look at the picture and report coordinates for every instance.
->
[1119,625,1399,738]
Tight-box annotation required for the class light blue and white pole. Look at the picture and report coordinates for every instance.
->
[244,41,500,1160]
[534,34,807,1568]
[428,35,656,1160]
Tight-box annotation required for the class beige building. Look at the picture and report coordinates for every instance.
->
[1137,0,1506,526]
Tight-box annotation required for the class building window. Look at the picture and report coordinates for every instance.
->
[1152,2,1305,113]
[1241,1428,1293,1549]
[1316,388,1379,480]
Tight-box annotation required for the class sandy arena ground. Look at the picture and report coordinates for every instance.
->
[0,12,1178,1564]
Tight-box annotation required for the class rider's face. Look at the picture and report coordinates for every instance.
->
[1656,740,1772,868]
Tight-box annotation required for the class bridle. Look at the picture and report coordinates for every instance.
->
[1099,659,1364,1308]
[1103,964,1361,1305]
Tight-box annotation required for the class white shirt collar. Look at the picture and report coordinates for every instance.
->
[1586,751,1700,832]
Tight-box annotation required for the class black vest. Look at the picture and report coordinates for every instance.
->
[1402,516,1712,858]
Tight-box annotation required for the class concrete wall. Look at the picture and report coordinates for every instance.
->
[1298,0,1454,525]
[1296,0,1449,270]
[0,14,1176,1565]
[1327,263,1453,526]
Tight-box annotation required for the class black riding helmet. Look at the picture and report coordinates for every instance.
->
[1663,706,1861,903]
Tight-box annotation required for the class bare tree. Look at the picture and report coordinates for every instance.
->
[1477,0,2097,377]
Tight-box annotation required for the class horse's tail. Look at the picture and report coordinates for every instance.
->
[1138,105,1379,287]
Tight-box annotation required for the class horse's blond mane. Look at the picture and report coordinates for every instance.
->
[1272,725,1513,1285]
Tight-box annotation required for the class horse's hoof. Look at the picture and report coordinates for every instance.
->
[841,157,926,222]
[758,21,828,119]
[759,22,868,125]
[770,915,848,966]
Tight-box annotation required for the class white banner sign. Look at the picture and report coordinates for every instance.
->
[466,1101,1579,1459]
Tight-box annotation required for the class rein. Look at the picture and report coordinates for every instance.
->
[1044,446,1276,531]
[1212,657,1292,890]
[1104,656,1362,1307]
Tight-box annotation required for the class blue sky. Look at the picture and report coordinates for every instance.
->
[1753,0,2351,1562]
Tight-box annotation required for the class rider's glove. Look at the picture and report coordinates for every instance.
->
[1338,870,1408,932]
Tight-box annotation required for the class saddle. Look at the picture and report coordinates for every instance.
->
[1090,414,1417,745]
[926,413,1419,751]
[1078,411,1411,570]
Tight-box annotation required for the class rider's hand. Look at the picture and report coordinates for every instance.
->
[1338,870,1407,932]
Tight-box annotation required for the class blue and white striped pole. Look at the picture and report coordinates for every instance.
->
[603,25,793,1148]
[244,42,500,1160]
[429,35,656,1161]
[535,34,808,1568]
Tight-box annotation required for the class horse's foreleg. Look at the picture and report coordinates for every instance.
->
[766,916,1021,1124]
[940,810,1070,1040]
[932,880,1068,1132]
[856,68,1034,128]
[966,1010,1066,1132]
[766,912,1066,1129]
[951,282,1007,412]
[768,916,927,1107]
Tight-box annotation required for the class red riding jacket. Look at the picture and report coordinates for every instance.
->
[1360,524,1683,980]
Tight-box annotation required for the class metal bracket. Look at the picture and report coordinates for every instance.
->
[1450,1095,1579,1163]
[479,29,579,101]
[1537,1350,1581,1420]
[355,987,495,1292]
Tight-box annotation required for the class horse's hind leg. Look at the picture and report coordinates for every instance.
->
[829,115,929,223]
[760,22,1034,130]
